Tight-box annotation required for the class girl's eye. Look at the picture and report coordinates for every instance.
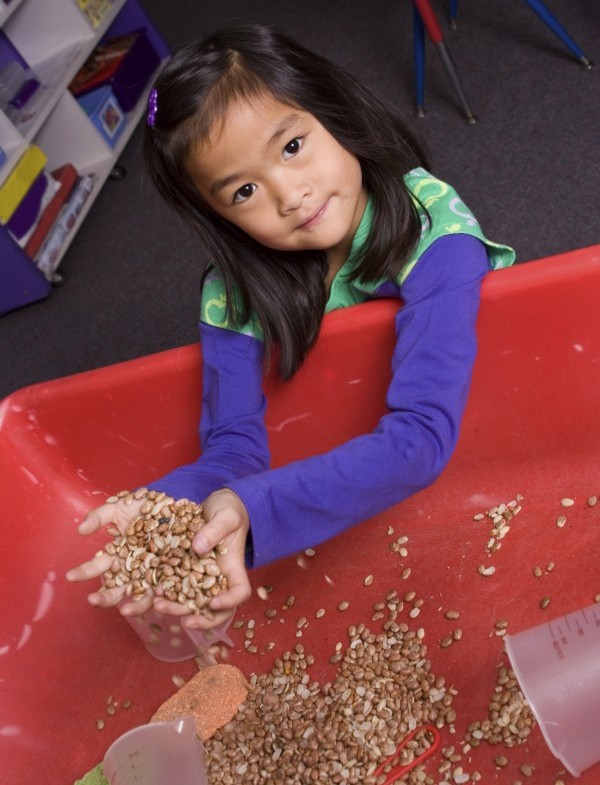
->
[283,137,303,160]
[233,183,256,204]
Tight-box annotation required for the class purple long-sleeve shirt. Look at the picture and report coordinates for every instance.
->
[148,233,491,568]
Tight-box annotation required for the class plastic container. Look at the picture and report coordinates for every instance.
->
[505,604,600,776]
[103,717,207,785]
[3,244,600,784]
[122,605,234,662]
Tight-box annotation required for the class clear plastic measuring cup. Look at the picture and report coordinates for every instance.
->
[103,717,207,785]
[505,603,600,777]
[122,604,234,662]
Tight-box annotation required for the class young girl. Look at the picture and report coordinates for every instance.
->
[67,24,515,629]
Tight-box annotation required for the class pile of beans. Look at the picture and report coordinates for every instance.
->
[464,663,535,749]
[205,620,457,785]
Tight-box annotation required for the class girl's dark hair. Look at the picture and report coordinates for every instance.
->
[144,23,430,379]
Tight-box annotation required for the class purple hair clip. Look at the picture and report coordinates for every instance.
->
[147,88,158,128]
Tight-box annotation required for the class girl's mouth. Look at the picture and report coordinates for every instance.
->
[297,200,329,230]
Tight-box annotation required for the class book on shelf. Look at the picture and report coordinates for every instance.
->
[35,174,96,279]
[69,31,139,98]
[6,171,60,247]
[0,144,47,224]
[24,164,79,259]
[76,0,116,29]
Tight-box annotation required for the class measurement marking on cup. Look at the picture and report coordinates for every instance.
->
[552,639,565,660]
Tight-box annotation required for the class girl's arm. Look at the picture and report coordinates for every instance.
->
[145,323,270,501]
[227,233,491,567]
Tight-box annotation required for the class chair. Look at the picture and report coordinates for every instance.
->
[412,0,478,123]
[412,0,593,123]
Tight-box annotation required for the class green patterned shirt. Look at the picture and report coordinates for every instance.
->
[200,167,515,339]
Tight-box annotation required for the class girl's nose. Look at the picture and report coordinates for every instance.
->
[273,175,311,214]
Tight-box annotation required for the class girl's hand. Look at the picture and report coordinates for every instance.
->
[65,497,153,616]
[153,489,252,630]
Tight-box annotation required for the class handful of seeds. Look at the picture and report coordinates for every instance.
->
[101,489,228,616]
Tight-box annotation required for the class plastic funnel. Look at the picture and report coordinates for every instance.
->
[505,603,600,777]
[122,604,234,662]
[103,717,207,785]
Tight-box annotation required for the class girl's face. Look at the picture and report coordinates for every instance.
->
[186,92,368,264]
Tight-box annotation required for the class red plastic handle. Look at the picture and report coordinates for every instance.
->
[373,725,441,784]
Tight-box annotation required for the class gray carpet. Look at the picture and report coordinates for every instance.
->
[1,0,599,399]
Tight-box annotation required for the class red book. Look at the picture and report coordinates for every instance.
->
[25,164,78,259]
[69,32,138,98]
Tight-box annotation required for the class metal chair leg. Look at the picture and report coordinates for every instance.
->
[449,0,458,29]
[522,0,593,69]
[412,0,478,123]
[449,0,593,69]
[413,4,426,117]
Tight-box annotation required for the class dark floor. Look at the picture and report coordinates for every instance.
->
[1,0,599,399]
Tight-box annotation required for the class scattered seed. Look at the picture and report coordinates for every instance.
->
[540,596,551,609]
[478,564,496,576]
[304,548,316,557]
[96,719,105,730]
[401,567,411,580]
[296,617,307,629]
[520,763,535,777]
[315,608,326,618]
[122,699,131,709]
[265,608,277,619]
[440,635,453,648]
[494,755,508,767]
[409,607,421,619]
[256,586,269,600]
[588,495,598,507]
[560,498,575,507]
[556,515,567,528]
[285,595,296,607]
[546,561,555,572]
[363,574,374,586]
[595,594,600,603]
[445,610,460,620]
[337,601,350,612]
[532,566,543,577]
[172,675,186,689]
[452,628,463,641]
[106,705,116,716]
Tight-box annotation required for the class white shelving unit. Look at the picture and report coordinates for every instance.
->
[0,0,169,284]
